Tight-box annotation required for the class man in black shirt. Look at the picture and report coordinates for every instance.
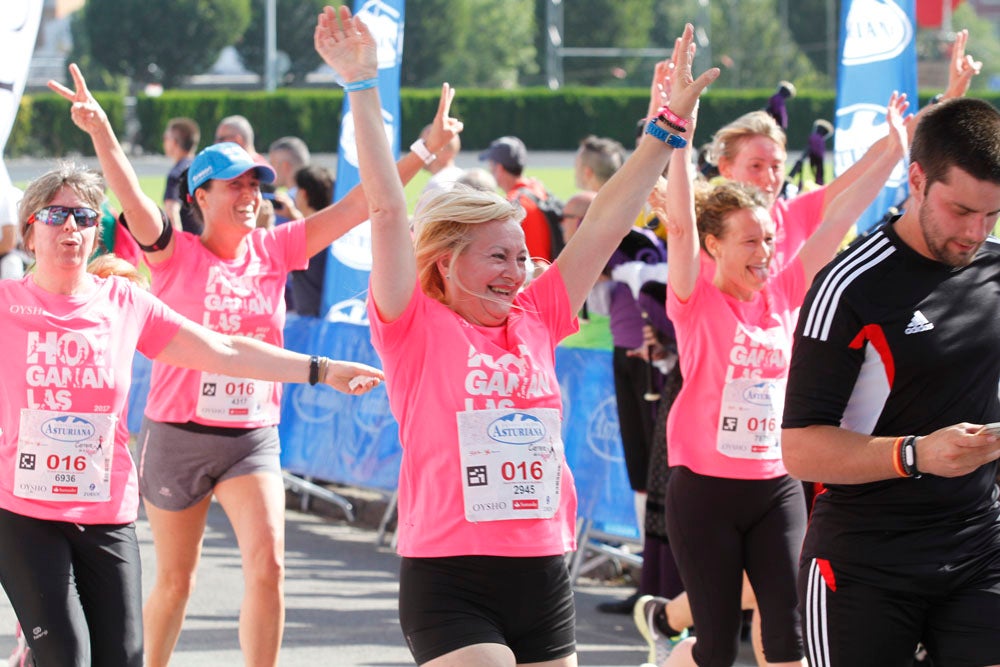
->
[782,98,1000,667]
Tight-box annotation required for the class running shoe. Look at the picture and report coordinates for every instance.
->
[633,594,688,665]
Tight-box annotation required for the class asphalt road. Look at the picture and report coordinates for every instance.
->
[0,495,758,666]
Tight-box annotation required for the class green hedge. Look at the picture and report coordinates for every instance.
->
[7,87,992,158]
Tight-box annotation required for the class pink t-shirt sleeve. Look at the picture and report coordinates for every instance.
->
[772,186,826,271]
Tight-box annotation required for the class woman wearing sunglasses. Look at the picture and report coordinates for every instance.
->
[0,163,384,667]
[51,54,461,666]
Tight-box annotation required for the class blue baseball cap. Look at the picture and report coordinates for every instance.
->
[187,142,276,192]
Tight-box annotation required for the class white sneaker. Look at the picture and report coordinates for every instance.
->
[633,594,688,665]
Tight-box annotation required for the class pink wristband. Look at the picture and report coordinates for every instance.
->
[656,105,689,129]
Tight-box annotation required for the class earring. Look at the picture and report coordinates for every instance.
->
[445,274,451,280]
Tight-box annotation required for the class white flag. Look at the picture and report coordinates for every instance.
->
[0,1,44,188]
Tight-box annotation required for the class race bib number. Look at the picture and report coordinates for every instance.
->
[457,408,563,522]
[196,372,277,423]
[716,378,785,460]
[14,409,117,502]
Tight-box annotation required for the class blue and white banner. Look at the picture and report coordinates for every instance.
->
[321,0,406,321]
[834,0,917,233]
[0,0,43,190]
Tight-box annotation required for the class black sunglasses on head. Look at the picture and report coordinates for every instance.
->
[28,206,101,228]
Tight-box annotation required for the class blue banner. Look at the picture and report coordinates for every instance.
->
[278,317,401,490]
[834,0,916,233]
[321,0,406,320]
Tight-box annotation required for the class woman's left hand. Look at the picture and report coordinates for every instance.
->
[884,91,911,157]
[325,360,385,395]
[314,5,378,84]
[48,63,107,135]
[943,29,982,100]
[423,83,464,154]
[657,24,720,124]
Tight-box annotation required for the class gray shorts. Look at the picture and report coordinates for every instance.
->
[137,418,281,511]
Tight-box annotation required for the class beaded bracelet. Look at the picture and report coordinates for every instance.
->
[657,114,687,134]
[343,77,378,92]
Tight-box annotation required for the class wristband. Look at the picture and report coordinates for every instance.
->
[656,105,689,129]
[645,120,688,149]
[308,355,320,386]
[900,435,921,478]
[343,77,378,92]
[409,138,437,165]
[891,437,908,478]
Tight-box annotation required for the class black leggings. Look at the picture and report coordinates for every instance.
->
[0,508,143,667]
[665,467,806,667]
[613,346,658,492]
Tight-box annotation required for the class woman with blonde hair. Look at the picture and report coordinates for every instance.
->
[315,6,718,665]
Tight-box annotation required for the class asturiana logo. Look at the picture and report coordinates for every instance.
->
[742,382,775,407]
[842,0,912,66]
[41,415,96,442]
[487,413,546,445]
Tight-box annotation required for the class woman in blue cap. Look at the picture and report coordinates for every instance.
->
[52,59,461,667]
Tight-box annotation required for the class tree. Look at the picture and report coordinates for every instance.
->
[402,0,536,88]
[560,0,657,86]
[79,0,251,88]
[659,0,822,89]
[787,0,839,82]
[917,3,1000,92]
[235,0,327,85]
[401,0,461,86]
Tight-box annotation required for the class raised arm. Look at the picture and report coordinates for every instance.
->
[156,320,383,395]
[555,24,718,313]
[663,140,700,301]
[49,65,173,262]
[644,41,679,119]
[942,28,982,101]
[314,5,422,321]
[302,80,462,257]
[796,92,909,283]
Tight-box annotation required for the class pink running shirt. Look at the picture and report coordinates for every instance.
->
[667,260,805,480]
[369,266,579,558]
[144,222,307,427]
[0,275,182,524]
[772,186,825,271]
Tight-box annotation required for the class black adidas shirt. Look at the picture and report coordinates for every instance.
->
[784,221,1000,566]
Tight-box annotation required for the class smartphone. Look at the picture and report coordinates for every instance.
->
[976,422,1000,436]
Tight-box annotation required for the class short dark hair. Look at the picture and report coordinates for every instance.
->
[910,98,1000,188]
[294,165,334,212]
[578,135,626,185]
[167,117,200,153]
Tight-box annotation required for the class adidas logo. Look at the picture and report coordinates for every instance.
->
[904,310,934,335]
